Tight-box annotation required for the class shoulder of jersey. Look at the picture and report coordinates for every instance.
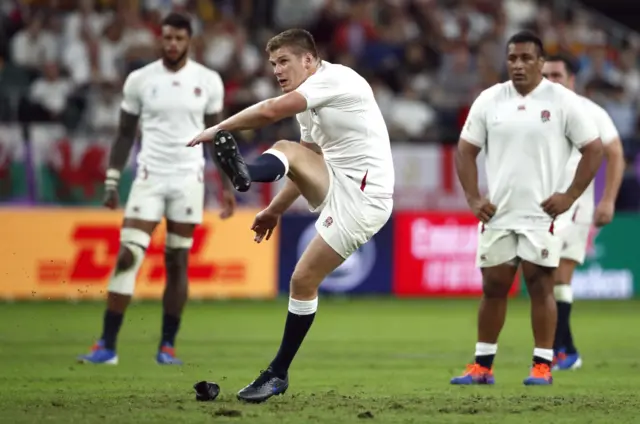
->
[125,60,163,81]
[190,60,222,77]
[478,81,508,99]
[578,94,607,114]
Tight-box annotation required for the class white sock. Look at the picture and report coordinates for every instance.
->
[533,347,554,362]
[288,297,318,316]
[554,284,573,303]
[475,342,497,356]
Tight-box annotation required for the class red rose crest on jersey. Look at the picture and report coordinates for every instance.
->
[541,110,551,122]
[194,87,202,97]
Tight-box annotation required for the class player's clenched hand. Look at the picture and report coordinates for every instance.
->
[470,198,497,223]
[103,187,119,210]
[594,200,615,227]
[219,190,236,220]
[541,192,574,218]
[187,126,219,147]
[251,209,280,243]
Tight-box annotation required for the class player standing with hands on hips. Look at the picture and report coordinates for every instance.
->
[78,13,235,366]
[451,31,603,386]
[188,29,394,403]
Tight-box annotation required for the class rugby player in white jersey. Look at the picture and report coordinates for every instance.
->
[188,29,394,403]
[78,13,235,365]
[542,55,624,371]
[451,31,603,386]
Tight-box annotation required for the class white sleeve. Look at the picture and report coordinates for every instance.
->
[564,93,599,148]
[205,71,225,114]
[295,73,340,110]
[296,112,313,142]
[459,92,489,148]
[592,105,619,145]
[120,71,142,115]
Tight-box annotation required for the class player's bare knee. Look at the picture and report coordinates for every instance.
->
[524,267,554,298]
[272,139,296,152]
[165,233,192,283]
[115,246,135,272]
[290,268,320,300]
[482,279,511,298]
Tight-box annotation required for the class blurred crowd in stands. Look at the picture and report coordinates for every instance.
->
[1,0,639,207]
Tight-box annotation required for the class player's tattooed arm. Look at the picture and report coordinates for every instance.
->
[108,110,140,171]
[103,110,139,209]
[204,113,234,192]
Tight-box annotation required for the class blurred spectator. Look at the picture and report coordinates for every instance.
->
[98,19,125,84]
[62,23,100,86]
[10,13,57,72]
[88,82,122,132]
[27,61,73,122]
[64,0,110,45]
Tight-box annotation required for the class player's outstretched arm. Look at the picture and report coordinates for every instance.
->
[103,110,139,209]
[187,93,308,146]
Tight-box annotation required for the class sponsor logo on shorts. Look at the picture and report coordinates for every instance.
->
[541,248,549,259]
[194,87,202,97]
[480,254,487,261]
[322,216,333,228]
[186,207,192,216]
[298,222,375,292]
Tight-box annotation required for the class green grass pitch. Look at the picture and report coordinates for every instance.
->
[0,298,638,423]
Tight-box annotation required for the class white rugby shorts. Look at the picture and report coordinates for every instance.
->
[476,226,561,268]
[556,222,590,264]
[309,164,392,259]
[124,166,205,224]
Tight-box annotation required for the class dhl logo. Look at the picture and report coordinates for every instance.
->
[37,224,246,285]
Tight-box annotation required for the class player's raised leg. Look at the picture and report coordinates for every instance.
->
[78,218,158,364]
[451,230,517,385]
[553,258,582,370]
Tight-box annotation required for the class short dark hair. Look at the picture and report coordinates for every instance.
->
[266,29,318,58]
[545,53,579,75]
[507,31,545,57]
[161,12,192,36]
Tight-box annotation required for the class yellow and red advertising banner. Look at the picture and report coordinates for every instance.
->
[0,209,277,300]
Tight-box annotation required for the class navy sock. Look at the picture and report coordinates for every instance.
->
[101,310,123,350]
[247,151,287,182]
[475,354,495,369]
[561,302,577,354]
[161,313,181,348]
[270,311,315,378]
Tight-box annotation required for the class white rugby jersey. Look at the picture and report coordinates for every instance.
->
[556,95,619,226]
[121,59,224,174]
[295,61,394,197]
[460,78,599,230]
